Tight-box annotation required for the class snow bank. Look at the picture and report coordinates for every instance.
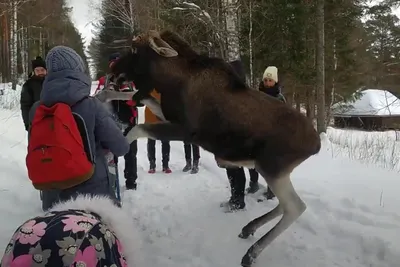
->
[0,83,22,110]
[332,89,400,116]
[327,126,400,172]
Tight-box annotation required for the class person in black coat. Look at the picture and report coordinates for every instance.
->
[107,52,143,190]
[21,56,56,211]
[20,56,47,131]
[219,59,263,212]
[246,66,285,196]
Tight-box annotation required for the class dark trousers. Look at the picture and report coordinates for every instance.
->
[123,140,137,181]
[147,139,170,167]
[183,142,200,160]
[123,125,138,182]
[249,168,258,183]
[226,167,246,199]
[227,168,259,199]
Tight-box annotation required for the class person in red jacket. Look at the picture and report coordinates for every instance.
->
[95,76,106,93]
[95,53,120,94]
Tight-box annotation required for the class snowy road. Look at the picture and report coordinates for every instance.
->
[1,107,399,267]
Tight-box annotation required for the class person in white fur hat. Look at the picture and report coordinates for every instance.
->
[1,195,143,267]
[246,66,286,198]
[258,66,286,102]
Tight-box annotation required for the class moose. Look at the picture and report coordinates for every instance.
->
[111,30,321,266]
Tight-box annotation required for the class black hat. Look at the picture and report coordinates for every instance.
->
[109,52,121,62]
[32,56,46,70]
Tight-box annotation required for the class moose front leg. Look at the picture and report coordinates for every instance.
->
[125,122,188,144]
[95,89,137,102]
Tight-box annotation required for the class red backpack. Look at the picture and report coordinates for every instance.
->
[26,102,94,190]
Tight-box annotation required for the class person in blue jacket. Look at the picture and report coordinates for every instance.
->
[29,46,129,211]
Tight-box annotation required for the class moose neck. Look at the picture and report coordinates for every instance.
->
[150,58,188,95]
[148,58,188,124]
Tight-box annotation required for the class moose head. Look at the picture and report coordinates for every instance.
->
[110,30,179,102]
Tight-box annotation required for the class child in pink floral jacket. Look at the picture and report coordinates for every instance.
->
[1,195,143,267]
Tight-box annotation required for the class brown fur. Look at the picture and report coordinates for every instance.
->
[159,31,199,59]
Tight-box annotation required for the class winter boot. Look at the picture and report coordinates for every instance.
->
[163,167,172,173]
[162,162,172,174]
[246,181,259,194]
[148,161,156,174]
[264,186,276,200]
[125,180,137,190]
[220,196,246,213]
[182,159,192,172]
[190,159,199,174]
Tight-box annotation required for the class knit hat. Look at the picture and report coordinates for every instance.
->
[45,46,86,73]
[31,56,46,70]
[263,66,278,82]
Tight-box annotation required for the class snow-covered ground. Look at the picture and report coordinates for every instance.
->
[0,84,400,266]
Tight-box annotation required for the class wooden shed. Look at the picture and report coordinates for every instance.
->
[332,89,400,131]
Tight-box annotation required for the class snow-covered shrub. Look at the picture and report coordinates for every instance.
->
[327,127,400,172]
[0,83,21,110]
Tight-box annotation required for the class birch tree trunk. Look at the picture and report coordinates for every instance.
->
[316,0,326,133]
[325,27,337,127]
[248,0,254,87]
[10,0,18,90]
[19,27,28,76]
[223,0,240,61]
[39,29,43,55]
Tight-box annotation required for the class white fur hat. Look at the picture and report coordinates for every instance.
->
[263,66,278,82]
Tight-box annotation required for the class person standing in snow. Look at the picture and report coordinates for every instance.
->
[94,53,120,94]
[218,59,251,212]
[97,52,142,190]
[20,56,47,131]
[20,56,52,208]
[28,46,129,210]
[245,66,285,198]
[219,63,281,212]
[145,89,172,173]
[182,142,200,174]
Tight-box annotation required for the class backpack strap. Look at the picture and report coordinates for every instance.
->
[72,96,94,163]
[72,112,95,163]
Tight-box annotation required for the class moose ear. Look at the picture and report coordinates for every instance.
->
[158,47,178,57]
[132,35,142,43]
[149,37,178,57]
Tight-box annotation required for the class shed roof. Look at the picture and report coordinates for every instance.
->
[332,89,400,117]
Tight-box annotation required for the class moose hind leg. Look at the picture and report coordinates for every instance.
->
[240,173,306,267]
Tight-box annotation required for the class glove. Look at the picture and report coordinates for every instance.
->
[104,150,114,164]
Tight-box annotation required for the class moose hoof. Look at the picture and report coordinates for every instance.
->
[241,253,256,267]
[238,227,255,239]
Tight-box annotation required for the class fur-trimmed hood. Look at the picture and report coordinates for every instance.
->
[50,195,144,267]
